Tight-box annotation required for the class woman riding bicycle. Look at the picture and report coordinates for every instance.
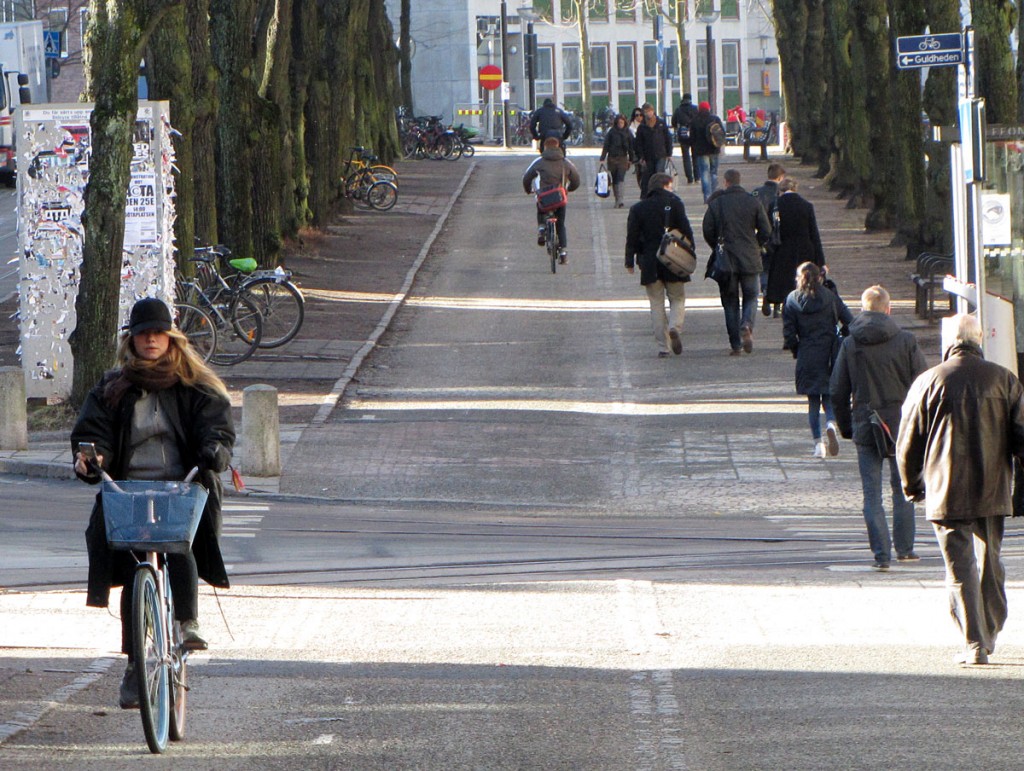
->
[71,297,235,709]
[521,136,581,264]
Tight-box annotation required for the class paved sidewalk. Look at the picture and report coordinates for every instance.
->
[0,145,942,495]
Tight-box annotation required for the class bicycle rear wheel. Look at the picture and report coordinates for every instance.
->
[174,302,217,362]
[546,219,558,274]
[133,566,170,754]
[211,295,263,366]
[244,278,305,348]
[168,619,188,741]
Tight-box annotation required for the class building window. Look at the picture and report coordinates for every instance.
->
[535,45,555,101]
[721,0,740,19]
[590,45,609,94]
[695,41,709,106]
[666,43,679,94]
[615,1,635,22]
[722,40,741,112]
[642,43,658,100]
[562,45,581,95]
[590,0,608,20]
[616,43,635,100]
[533,0,554,23]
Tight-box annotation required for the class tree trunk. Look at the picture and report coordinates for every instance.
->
[801,0,828,166]
[921,0,960,254]
[885,0,927,248]
[210,0,257,258]
[186,0,218,246]
[673,1,688,104]
[577,3,593,145]
[973,0,1017,124]
[72,1,178,407]
[773,0,808,153]
[146,4,195,273]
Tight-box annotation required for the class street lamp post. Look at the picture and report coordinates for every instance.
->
[697,6,720,114]
[518,5,540,113]
[500,0,510,148]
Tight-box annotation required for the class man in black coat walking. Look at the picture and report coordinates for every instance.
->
[670,93,699,184]
[702,168,771,355]
[625,172,694,357]
[831,285,927,571]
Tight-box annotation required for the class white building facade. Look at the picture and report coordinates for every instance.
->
[387,0,780,133]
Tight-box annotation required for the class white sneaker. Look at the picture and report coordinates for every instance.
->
[813,442,826,458]
[825,421,840,457]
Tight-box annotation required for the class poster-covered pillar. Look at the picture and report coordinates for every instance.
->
[14,101,177,399]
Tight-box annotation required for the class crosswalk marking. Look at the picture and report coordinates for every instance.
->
[222,502,268,538]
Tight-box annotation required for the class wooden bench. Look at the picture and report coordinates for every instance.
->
[742,118,776,161]
[910,252,955,321]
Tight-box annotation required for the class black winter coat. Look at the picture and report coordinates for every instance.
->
[530,104,572,141]
[625,187,694,285]
[671,101,698,145]
[71,375,235,608]
[689,111,723,156]
[601,125,635,161]
[830,310,926,447]
[702,185,771,275]
[782,287,853,395]
[634,119,673,165]
[765,192,826,303]
[897,342,1024,520]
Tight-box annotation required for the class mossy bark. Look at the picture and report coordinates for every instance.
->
[973,0,1017,124]
[186,0,218,245]
[146,5,195,271]
[71,0,177,408]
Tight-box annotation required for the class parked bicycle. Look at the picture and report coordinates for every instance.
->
[175,246,264,365]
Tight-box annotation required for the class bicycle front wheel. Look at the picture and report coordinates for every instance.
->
[245,278,305,348]
[175,302,217,362]
[133,566,170,754]
[367,180,398,211]
[211,295,263,366]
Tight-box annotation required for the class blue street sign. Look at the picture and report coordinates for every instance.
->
[43,31,60,59]
[895,33,963,70]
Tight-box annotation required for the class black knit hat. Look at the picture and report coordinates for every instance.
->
[128,298,173,336]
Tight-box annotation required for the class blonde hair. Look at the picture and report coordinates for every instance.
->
[860,285,890,312]
[952,312,983,346]
[778,178,798,193]
[117,327,229,399]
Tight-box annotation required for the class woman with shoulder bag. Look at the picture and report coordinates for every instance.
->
[600,113,636,208]
[782,262,853,458]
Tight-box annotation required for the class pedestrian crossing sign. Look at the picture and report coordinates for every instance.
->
[44,31,60,59]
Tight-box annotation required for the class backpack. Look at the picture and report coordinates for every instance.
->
[707,120,726,149]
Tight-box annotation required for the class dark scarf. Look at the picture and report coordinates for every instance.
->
[104,357,180,407]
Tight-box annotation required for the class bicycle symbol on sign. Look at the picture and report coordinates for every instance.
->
[918,37,942,51]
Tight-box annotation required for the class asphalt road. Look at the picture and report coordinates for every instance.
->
[5,153,1024,769]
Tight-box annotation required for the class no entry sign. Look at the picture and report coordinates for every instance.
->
[479,64,502,90]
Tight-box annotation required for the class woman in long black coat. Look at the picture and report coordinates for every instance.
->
[782,262,853,458]
[765,178,826,312]
[71,298,235,708]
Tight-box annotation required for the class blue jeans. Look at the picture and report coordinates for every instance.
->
[807,395,836,440]
[856,443,916,563]
[696,153,719,202]
[718,272,759,351]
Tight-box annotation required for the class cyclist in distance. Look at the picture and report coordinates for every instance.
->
[522,136,581,263]
[71,297,235,709]
[529,97,573,153]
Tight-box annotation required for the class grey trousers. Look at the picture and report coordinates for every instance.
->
[932,516,1007,654]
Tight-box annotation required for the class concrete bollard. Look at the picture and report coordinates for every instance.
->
[0,367,27,450]
[241,384,281,477]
